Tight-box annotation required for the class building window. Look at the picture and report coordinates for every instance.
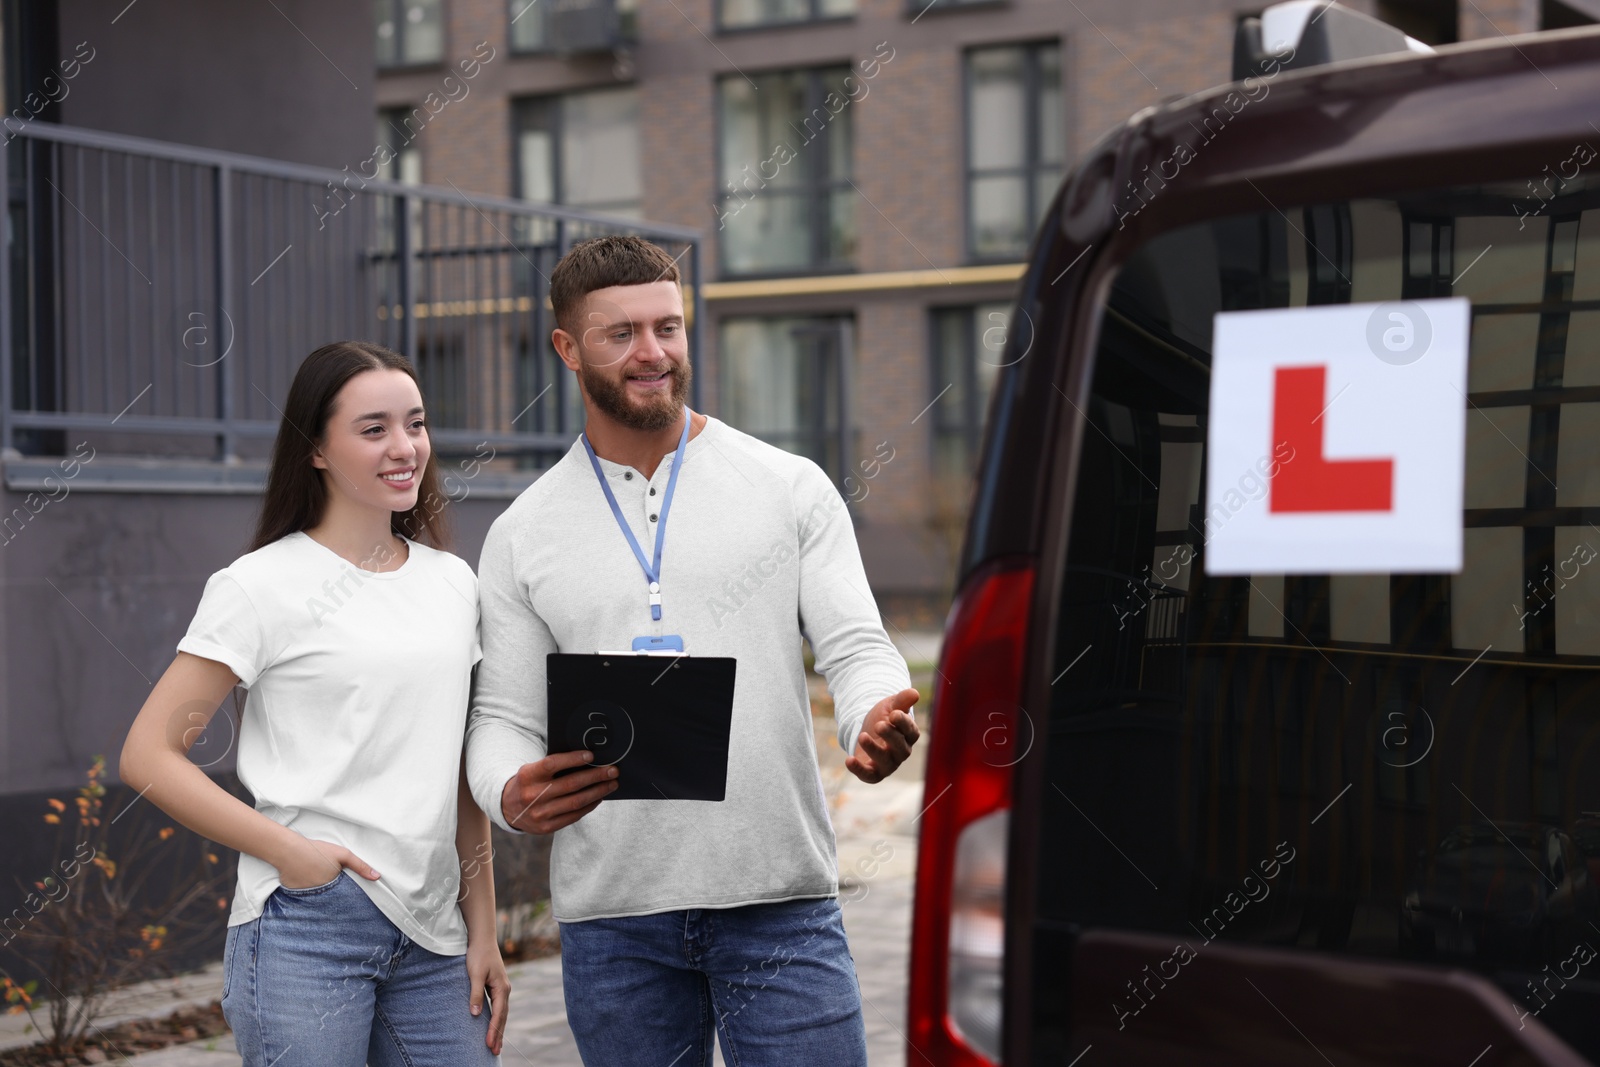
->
[376,0,444,69]
[1404,214,1455,299]
[720,315,852,485]
[375,108,423,254]
[1304,204,1353,304]
[514,88,642,217]
[376,108,424,184]
[905,0,1001,16]
[929,303,1006,487]
[717,67,855,276]
[509,0,547,51]
[509,0,639,53]
[719,0,853,30]
[966,41,1062,260]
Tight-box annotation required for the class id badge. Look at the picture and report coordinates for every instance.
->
[632,634,685,653]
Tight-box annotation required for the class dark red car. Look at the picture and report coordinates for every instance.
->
[910,3,1600,1064]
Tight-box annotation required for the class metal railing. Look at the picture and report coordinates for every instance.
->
[0,120,703,468]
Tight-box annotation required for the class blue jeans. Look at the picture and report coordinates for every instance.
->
[558,896,868,1067]
[220,872,497,1066]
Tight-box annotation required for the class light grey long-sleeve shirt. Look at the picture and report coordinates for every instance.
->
[465,416,913,922]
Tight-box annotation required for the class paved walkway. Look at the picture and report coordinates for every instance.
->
[15,710,930,1067]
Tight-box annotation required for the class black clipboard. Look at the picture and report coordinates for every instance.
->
[547,652,737,801]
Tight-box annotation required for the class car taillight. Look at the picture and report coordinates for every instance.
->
[909,557,1036,1067]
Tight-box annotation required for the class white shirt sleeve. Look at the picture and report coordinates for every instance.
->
[467,515,556,833]
[793,464,915,757]
[176,571,270,687]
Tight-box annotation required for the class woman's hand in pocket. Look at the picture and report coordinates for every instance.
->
[467,935,510,1055]
[276,836,380,889]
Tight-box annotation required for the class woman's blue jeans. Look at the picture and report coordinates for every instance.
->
[558,896,868,1067]
[221,872,497,1066]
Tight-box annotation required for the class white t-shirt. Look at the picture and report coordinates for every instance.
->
[178,530,481,955]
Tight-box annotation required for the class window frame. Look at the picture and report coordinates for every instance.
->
[713,65,857,279]
[928,303,1006,489]
[506,0,548,54]
[511,95,559,205]
[903,0,1008,19]
[963,38,1062,264]
[510,89,643,218]
[373,107,424,256]
[375,0,447,72]
[375,106,424,184]
[717,313,857,490]
[506,0,639,56]
[714,0,855,34]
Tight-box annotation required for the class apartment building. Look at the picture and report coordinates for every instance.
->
[370,0,1588,623]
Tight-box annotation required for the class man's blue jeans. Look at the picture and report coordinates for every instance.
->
[558,896,869,1067]
[220,872,497,1066]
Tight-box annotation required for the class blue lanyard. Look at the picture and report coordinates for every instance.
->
[580,410,692,622]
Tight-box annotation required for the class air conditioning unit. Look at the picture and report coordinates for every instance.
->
[548,0,626,54]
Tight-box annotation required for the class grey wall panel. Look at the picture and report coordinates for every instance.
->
[0,485,506,796]
[55,0,373,169]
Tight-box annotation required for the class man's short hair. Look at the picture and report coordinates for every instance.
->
[549,235,682,336]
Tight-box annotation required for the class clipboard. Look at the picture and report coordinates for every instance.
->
[547,652,737,801]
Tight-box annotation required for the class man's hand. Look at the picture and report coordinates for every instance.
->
[500,751,619,834]
[846,688,921,784]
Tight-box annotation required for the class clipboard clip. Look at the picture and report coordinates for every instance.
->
[594,634,688,656]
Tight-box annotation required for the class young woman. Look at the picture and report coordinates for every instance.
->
[120,341,508,1065]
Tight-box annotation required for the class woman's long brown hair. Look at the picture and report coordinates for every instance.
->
[248,341,452,553]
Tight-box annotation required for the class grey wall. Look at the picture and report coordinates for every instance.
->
[0,485,505,797]
[56,0,373,169]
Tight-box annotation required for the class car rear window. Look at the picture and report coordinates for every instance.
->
[1034,177,1600,1060]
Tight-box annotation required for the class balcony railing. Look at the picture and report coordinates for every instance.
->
[0,120,702,476]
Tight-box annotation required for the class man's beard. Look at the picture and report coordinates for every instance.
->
[580,358,693,432]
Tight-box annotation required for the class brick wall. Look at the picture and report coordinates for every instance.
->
[374,0,514,196]
[852,45,963,272]
[640,72,715,240]
[1073,8,1243,157]
[637,0,718,244]
[853,298,930,526]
